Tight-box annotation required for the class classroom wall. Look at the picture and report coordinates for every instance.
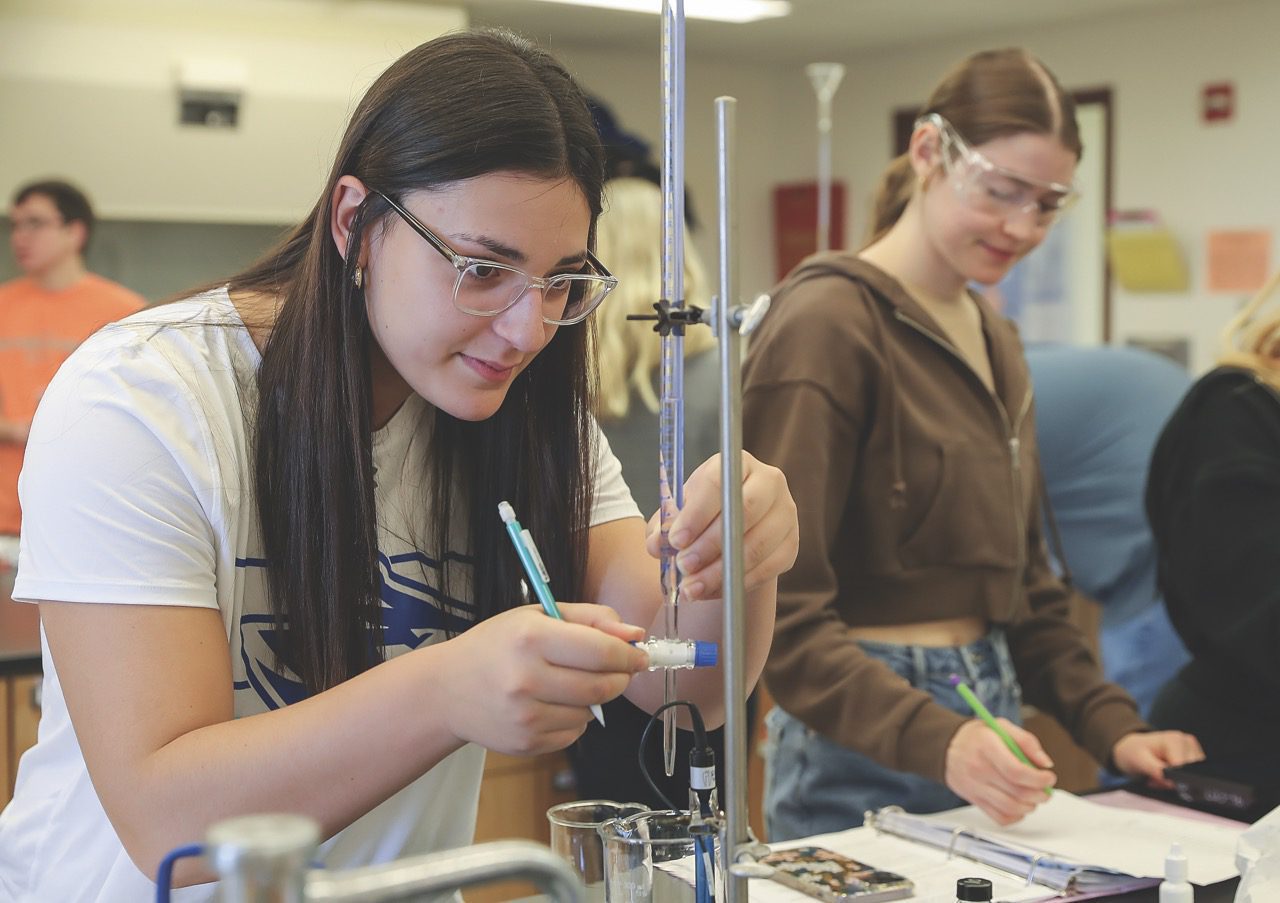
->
[564,0,1279,373]
[0,0,467,224]
[4,0,1277,372]
[554,45,795,308]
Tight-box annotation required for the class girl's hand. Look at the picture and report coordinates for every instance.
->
[438,602,647,756]
[1111,730,1204,789]
[644,451,798,601]
[944,718,1057,825]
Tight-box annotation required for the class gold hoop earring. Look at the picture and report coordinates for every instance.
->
[353,266,364,289]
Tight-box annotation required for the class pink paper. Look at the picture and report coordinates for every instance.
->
[1087,789,1249,830]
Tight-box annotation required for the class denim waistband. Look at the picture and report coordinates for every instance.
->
[854,628,1015,688]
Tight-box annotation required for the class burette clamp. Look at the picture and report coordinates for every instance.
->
[709,292,772,339]
[626,298,709,336]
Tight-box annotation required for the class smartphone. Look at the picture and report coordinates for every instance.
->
[759,846,914,902]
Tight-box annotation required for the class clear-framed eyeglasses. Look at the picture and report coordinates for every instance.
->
[372,190,617,326]
[5,215,66,236]
[917,113,1080,226]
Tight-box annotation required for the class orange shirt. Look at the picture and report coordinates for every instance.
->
[0,274,146,535]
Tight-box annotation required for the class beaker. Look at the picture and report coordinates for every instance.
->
[598,810,721,903]
[547,800,649,901]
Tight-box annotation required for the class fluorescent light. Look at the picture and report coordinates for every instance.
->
[521,0,791,24]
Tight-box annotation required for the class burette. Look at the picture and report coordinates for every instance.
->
[657,0,687,777]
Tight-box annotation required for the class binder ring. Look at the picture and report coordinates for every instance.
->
[867,805,904,835]
[1026,853,1046,886]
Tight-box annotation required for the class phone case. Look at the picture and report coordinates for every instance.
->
[760,846,914,903]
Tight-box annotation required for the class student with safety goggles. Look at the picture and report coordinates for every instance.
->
[920,111,1080,226]
[743,47,1203,841]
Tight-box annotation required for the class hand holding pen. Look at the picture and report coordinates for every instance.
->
[438,599,645,757]
[425,503,646,758]
[500,501,609,726]
[944,675,1056,826]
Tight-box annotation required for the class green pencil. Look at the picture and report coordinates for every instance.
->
[949,674,1052,797]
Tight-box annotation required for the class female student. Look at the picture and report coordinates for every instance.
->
[1146,280,1280,761]
[0,30,796,899]
[741,48,1201,841]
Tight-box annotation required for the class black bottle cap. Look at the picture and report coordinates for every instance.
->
[956,877,993,901]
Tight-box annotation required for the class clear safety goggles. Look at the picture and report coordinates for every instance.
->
[374,190,617,326]
[918,113,1080,226]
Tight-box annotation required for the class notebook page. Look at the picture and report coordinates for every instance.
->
[926,791,1243,884]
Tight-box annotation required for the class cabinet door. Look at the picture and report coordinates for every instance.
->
[1,677,11,806]
[469,751,575,903]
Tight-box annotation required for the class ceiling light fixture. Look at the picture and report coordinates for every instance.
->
[520,0,791,24]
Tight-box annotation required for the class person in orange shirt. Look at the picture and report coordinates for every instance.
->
[0,180,146,538]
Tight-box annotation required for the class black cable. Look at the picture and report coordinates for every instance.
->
[637,700,712,813]
[639,700,719,903]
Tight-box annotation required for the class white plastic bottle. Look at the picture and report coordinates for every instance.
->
[1159,842,1193,903]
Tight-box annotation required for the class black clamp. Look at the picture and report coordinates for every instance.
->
[626,298,708,337]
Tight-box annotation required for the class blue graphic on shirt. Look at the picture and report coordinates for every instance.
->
[236,549,476,710]
[378,550,475,649]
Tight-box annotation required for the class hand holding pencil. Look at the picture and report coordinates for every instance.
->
[944,675,1057,826]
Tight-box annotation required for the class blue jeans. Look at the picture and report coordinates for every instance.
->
[764,629,1022,842]
[1100,603,1189,720]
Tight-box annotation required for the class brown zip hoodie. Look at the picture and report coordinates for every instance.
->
[742,254,1145,783]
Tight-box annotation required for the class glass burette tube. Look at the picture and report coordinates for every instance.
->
[657,0,687,778]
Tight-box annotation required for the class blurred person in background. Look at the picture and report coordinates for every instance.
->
[0,179,145,549]
[591,176,718,515]
[1026,344,1191,721]
[1146,280,1280,761]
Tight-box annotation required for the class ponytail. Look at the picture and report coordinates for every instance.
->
[865,153,915,246]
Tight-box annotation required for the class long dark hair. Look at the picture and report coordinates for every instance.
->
[868,48,1081,243]
[228,29,604,695]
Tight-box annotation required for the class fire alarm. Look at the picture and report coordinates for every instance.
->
[1203,82,1234,123]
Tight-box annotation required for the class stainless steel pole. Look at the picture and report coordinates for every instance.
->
[204,813,318,903]
[715,94,750,903]
[305,840,584,903]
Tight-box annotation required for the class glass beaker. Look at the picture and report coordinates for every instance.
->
[598,809,721,903]
[548,800,649,901]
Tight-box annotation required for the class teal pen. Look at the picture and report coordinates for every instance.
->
[498,501,606,727]
[949,674,1052,797]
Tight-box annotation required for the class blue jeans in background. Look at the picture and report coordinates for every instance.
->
[763,629,1021,842]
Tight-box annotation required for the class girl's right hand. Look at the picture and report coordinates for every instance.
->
[944,717,1057,825]
[438,602,648,756]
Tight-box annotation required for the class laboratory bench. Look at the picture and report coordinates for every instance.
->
[1,579,1241,903]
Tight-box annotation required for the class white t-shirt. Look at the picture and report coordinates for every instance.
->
[0,289,642,902]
